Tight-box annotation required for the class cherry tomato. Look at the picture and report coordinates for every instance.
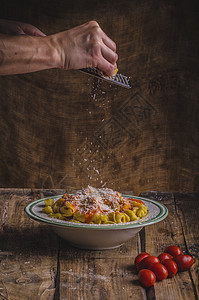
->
[158,253,173,263]
[138,269,156,287]
[134,252,150,269]
[150,262,168,280]
[162,259,178,277]
[164,245,182,257]
[137,256,160,271]
[173,254,194,272]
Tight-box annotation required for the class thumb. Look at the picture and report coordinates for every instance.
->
[23,24,46,37]
[32,28,46,37]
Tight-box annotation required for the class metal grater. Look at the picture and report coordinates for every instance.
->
[80,67,131,89]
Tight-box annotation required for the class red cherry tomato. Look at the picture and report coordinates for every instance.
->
[134,253,150,269]
[164,245,182,257]
[137,256,160,271]
[138,269,156,287]
[162,259,178,277]
[150,262,168,281]
[158,253,173,263]
[173,254,194,272]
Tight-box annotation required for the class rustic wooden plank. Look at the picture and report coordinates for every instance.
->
[140,192,198,300]
[58,235,146,300]
[0,190,198,299]
[174,192,199,300]
[137,227,156,300]
[0,189,63,300]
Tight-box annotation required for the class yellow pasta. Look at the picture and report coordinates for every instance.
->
[42,186,148,224]
[42,206,53,214]
[52,213,65,220]
[100,214,109,223]
[108,212,116,223]
[60,204,74,217]
[116,212,130,223]
[90,213,102,224]
[44,198,54,206]
[125,209,139,221]
[52,203,60,213]
[73,212,86,223]
[136,207,148,218]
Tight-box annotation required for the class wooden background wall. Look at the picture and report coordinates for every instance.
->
[0,0,198,195]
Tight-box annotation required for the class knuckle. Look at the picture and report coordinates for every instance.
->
[91,39,101,53]
[87,21,101,36]
[89,49,99,63]
[88,20,99,28]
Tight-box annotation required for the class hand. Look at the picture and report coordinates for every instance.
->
[0,20,117,76]
[0,19,46,37]
[53,21,118,76]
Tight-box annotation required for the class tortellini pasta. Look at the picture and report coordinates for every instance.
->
[42,186,148,224]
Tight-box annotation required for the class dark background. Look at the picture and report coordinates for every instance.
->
[0,0,199,194]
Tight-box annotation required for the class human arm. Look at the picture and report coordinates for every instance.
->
[0,20,118,76]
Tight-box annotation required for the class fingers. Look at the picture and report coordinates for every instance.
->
[97,55,117,77]
[31,28,46,37]
[0,20,46,37]
[101,44,118,66]
[87,21,117,54]
[86,21,118,76]
[102,33,116,53]
[100,48,118,76]
[55,20,118,74]
[23,24,46,37]
[98,34,118,76]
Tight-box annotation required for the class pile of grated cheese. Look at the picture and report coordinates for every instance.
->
[63,186,127,215]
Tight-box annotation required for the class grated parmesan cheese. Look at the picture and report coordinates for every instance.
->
[62,186,127,216]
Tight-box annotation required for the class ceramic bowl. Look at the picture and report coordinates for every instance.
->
[25,194,168,250]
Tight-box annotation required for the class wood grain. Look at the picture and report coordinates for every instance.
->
[140,191,199,300]
[0,189,198,299]
[0,1,199,192]
[0,189,63,300]
[58,238,143,300]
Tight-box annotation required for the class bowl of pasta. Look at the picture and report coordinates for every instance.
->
[25,186,168,250]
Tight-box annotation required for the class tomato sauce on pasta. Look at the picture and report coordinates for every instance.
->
[42,186,148,224]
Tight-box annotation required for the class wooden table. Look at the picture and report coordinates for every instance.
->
[0,189,198,300]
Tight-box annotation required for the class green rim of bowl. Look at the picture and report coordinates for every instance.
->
[25,194,168,230]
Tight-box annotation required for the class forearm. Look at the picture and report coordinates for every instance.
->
[0,34,60,75]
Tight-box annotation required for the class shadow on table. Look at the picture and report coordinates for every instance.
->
[0,224,60,256]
